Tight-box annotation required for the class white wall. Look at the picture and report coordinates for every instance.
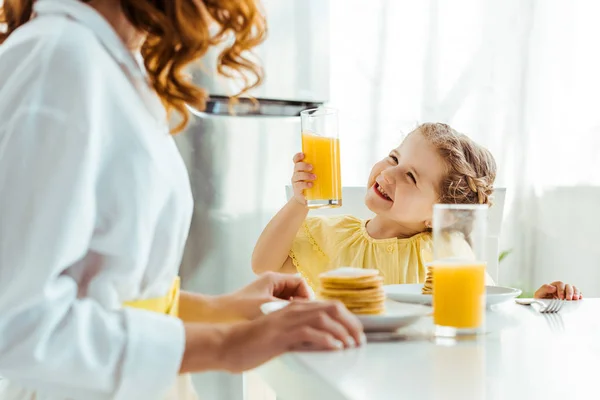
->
[531,187,600,296]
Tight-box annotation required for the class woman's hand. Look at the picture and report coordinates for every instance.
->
[180,272,312,323]
[224,272,313,320]
[534,281,582,300]
[180,300,365,374]
[219,300,365,372]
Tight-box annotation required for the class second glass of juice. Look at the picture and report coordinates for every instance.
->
[431,204,488,337]
[300,107,342,208]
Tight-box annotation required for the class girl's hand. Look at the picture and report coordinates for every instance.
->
[534,281,582,300]
[291,152,315,206]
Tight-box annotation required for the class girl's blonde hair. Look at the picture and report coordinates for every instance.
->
[0,0,266,133]
[418,122,496,206]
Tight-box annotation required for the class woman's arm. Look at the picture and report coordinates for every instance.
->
[0,110,185,400]
[179,291,242,323]
[180,271,315,323]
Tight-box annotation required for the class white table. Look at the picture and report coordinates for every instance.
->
[254,299,600,400]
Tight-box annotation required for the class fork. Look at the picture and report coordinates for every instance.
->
[535,299,565,313]
[515,298,565,313]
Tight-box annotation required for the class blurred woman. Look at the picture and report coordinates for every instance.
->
[0,1,364,399]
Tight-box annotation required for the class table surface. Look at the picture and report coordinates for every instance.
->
[255,299,600,400]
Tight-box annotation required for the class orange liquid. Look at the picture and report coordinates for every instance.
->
[301,132,342,205]
[432,261,486,328]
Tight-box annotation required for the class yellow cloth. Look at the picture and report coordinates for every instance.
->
[123,276,181,316]
[290,215,434,290]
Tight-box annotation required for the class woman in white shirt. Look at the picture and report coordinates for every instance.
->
[0,0,364,399]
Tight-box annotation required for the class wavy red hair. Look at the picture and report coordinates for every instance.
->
[1,0,266,133]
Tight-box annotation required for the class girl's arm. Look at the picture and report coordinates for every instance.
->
[252,152,314,274]
[252,198,308,274]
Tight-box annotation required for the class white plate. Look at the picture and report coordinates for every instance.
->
[384,284,522,307]
[260,300,431,332]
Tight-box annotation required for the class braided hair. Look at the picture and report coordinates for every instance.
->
[418,123,497,243]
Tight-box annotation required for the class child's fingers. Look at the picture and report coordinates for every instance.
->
[551,281,566,300]
[293,172,316,183]
[573,286,581,300]
[565,284,574,300]
[534,284,555,299]
[292,153,305,163]
[294,162,312,172]
[293,182,313,190]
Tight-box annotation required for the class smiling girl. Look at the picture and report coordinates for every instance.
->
[252,123,583,301]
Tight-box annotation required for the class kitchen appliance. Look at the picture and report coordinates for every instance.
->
[174,1,331,399]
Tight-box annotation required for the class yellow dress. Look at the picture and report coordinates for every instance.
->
[290,215,433,291]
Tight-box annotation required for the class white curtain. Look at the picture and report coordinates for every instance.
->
[329,0,600,295]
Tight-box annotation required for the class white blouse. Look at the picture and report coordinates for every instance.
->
[0,0,193,399]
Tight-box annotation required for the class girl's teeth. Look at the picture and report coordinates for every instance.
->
[377,184,391,200]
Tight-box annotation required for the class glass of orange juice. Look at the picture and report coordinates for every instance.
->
[300,107,342,208]
[431,204,488,337]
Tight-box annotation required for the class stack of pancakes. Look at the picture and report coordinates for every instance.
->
[422,265,433,295]
[420,248,434,295]
[317,267,385,315]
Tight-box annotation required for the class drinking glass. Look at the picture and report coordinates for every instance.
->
[300,107,342,208]
[432,204,488,337]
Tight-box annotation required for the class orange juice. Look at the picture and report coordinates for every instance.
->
[301,132,342,207]
[432,261,486,329]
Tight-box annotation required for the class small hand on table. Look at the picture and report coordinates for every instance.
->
[534,281,582,300]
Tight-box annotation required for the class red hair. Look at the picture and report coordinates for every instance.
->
[1,0,267,133]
